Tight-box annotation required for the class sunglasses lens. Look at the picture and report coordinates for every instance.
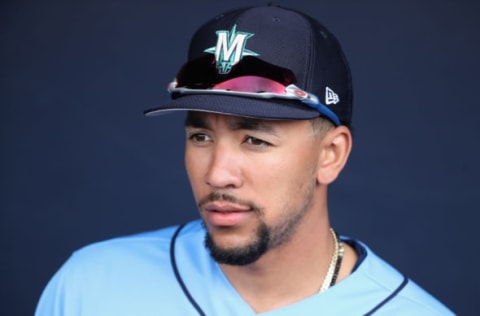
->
[176,55,296,89]
[212,76,286,94]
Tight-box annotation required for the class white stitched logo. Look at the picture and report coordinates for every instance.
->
[204,25,259,74]
[325,87,340,105]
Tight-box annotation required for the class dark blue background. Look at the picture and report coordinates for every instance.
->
[2,1,479,315]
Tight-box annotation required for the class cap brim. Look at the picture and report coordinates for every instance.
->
[144,94,321,120]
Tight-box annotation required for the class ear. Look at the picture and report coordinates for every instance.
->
[316,126,352,185]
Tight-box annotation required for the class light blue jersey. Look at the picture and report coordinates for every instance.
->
[36,220,454,315]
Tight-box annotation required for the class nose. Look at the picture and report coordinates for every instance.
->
[205,143,243,189]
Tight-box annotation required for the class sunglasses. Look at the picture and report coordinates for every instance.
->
[168,55,340,125]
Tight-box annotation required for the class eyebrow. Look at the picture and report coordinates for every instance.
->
[184,112,209,129]
[184,112,278,135]
[229,118,276,134]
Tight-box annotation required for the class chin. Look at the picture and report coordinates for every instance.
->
[204,224,270,266]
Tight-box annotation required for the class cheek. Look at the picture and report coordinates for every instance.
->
[262,148,318,182]
[184,149,194,176]
[184,149,207,197]
[252,151,318,201]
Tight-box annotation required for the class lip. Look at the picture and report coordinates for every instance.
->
[204,202,252,227]
[205,201,250,212]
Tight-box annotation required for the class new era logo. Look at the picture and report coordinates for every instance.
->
[325,87,340,105]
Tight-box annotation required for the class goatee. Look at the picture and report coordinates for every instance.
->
[204,223,270,266]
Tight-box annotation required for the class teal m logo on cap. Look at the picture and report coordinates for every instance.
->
[204,25,259,74]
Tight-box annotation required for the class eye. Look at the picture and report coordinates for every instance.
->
[188,133,212,143]
[244,136,272,148]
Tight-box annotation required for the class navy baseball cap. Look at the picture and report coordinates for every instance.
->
[144,5,353,127]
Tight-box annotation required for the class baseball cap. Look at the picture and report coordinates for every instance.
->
[144,4,353,127]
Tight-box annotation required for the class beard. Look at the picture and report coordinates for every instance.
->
[201,178,315,266]
[204,222,269,265]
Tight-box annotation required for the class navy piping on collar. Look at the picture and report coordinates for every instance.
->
[170,223,206,316]
[363,274,409,315]
[170,223,409,316]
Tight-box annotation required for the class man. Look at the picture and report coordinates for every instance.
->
[36,5,454,315]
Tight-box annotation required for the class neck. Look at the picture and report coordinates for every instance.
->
[219,209,335,313]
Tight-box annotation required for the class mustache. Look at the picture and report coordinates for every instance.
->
[198,192,260,212]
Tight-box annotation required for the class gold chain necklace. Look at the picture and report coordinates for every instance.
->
[319,228,344,293]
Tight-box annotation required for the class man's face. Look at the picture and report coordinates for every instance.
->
[184,111,323,265]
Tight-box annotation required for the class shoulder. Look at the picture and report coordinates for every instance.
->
[71,220,202,260]
[342,238,455,315]
[69,225,176,264]
[50,223,181,286]
[35,220,207,316]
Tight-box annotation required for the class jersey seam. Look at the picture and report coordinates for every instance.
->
[170,223,206,316]
[363,274,409,315]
